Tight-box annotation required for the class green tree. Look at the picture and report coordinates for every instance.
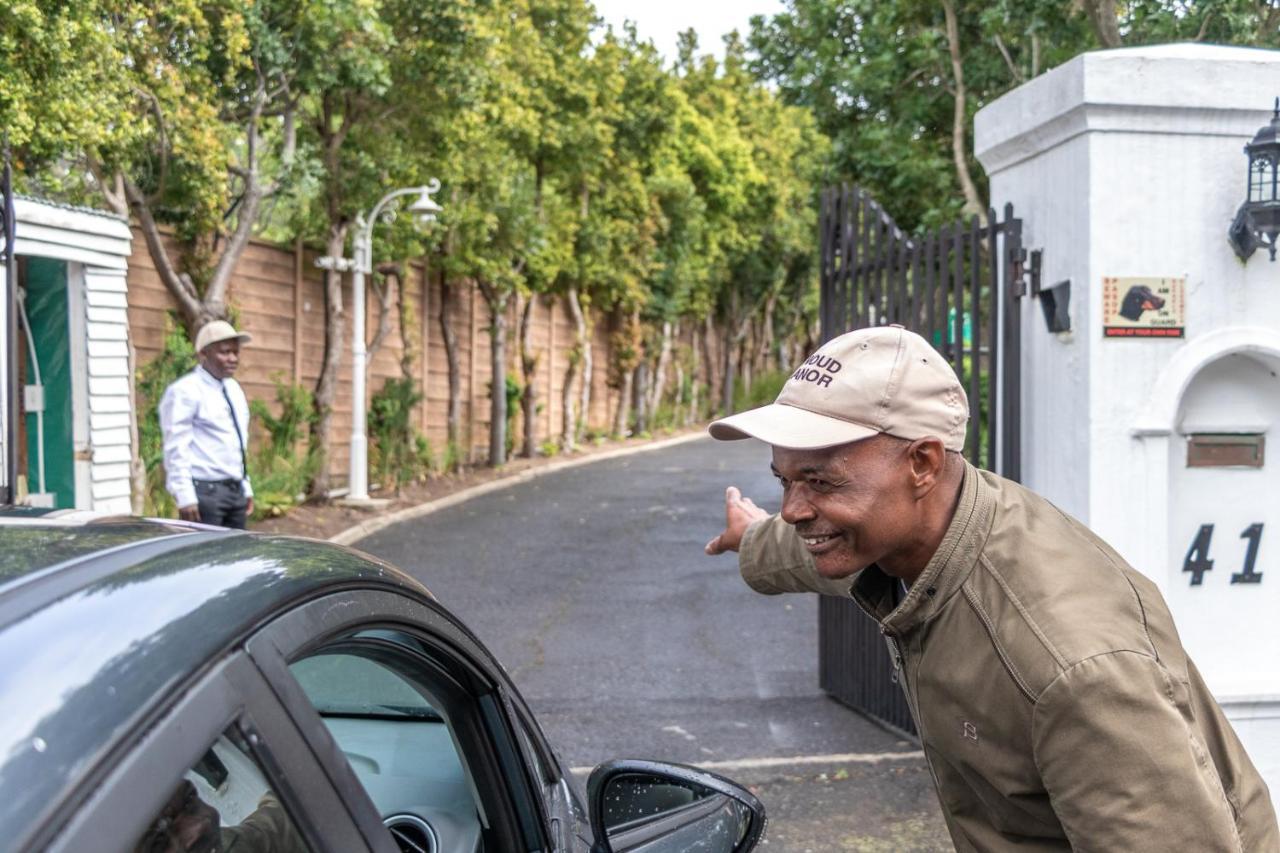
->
[749,0,1278,234]
[287,0,394,498]
[749,0,1091,230]
[0,1,137,175]
[272,0,480,495]
[78,1,304,334]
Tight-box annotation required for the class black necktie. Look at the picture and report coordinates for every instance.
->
[221,382,247,479]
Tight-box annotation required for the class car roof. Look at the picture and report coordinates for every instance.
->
[0,512,433,848]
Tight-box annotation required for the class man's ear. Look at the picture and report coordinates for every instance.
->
[906,437,947,497]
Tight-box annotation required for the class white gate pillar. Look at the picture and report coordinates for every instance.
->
[976,44,1280,800]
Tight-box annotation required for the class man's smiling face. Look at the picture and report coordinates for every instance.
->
[771,436,920,579]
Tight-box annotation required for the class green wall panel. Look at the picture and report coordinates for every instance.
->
[23,258,75,508]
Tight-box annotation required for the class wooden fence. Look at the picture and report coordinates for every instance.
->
[126,230,634,485]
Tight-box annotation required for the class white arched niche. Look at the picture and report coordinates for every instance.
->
[1168,352,1280,693]
[1129,327,1280,601]
[1130,327,1280,791]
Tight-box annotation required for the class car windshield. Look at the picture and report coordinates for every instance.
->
[289,652,444,721]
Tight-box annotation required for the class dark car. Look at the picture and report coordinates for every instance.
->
[0,511,765,853]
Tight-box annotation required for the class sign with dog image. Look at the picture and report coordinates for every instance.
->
[1102,276,1185,338]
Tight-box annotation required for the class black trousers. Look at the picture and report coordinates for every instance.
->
[194,479,248,529]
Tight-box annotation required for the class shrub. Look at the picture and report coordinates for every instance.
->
[733,369,789,414]
[650,402,681,432]
[369,376,430,492]
[442,440,464,474]
[503,373,521,458]
[248,376,317,520]
[250,376,314,457]
[249,447,318,519]
[136,319,195,517]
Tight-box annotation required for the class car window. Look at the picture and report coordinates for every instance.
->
[288,634,488,853]
[291,653,442,720]
[133,725,314,853]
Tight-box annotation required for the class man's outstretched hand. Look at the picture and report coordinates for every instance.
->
[705,486,769,555]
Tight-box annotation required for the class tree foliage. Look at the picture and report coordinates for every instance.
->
[11,0,833,482]
[749,0,1279,232]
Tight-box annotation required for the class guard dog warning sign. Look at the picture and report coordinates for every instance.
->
[1102,276,1185,338]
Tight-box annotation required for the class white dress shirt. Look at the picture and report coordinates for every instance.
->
[159,365,253,508]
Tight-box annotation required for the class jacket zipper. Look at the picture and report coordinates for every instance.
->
[883,626,948,812]
[883,629,904,685]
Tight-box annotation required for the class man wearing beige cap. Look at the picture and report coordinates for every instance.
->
[159,320,254,528]
[705,326,1277,851]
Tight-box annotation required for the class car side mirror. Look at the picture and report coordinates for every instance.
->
[586,759,766,853]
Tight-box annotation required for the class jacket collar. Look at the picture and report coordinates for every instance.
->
[851,459,995,633]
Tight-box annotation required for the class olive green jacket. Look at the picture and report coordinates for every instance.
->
[740,462,1278,852]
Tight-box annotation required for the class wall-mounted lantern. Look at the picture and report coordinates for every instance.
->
[1229,98,1280,262]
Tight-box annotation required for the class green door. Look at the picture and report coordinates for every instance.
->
[23,257,76,508]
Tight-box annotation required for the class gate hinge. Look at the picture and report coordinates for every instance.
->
[1009,246,1028,299]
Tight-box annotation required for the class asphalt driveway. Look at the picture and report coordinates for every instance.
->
[356,435,951,851]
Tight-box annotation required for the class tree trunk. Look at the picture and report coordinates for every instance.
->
[760,292,777,373]
[519,294,537,457]
[612,369,633,437]
[366,262,401,379]
[941,0,986,220]
[578,315,593,443]
[673,360,686,426]
[308,223,349,498]
[647,319,673,418]
[687,331,701,424]
[701,315,719,411]
[480,284,509,466]
[721,328,737,414]
[438,270,462,469]
[633,363,650,434]
[122,178,210,334]
[1080,0,1123,48]
[107,87,291,339]
[561,287,585,451]
[397,265,415,382]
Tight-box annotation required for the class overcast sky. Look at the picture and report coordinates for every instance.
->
[592,0,785,62]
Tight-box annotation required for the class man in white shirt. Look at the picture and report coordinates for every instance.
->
[159,321,254,528]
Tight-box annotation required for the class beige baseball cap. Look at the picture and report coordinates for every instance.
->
[194,320,252,353]
[709,325,968,451]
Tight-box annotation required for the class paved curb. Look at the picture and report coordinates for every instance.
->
[329,430,708,546]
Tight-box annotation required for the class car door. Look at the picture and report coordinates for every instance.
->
[43,652,372,853]
[244,586,581,852]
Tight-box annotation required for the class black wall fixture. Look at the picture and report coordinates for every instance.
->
[1229,98,1280,263]
[1027,250,1070,333]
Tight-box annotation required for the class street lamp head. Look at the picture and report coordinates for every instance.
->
[407,180,443,225]
[1230,97,1280,263]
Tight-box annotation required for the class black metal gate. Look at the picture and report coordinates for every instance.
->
[816,185,1028,734]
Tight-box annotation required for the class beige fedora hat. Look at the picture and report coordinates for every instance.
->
[194,320,252,353]
[709,325,968,451]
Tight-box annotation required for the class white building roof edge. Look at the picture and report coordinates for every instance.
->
[14,195,133,249]
[975,43,1280,175]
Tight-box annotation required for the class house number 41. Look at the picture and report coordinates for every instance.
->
[1182,523,1264,587]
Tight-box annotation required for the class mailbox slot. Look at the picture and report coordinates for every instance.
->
[1186,433,1265,468]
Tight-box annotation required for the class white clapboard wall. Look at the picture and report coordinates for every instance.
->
[10,197,135,514]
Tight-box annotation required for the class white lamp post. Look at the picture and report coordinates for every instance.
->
[318,179,442,503]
